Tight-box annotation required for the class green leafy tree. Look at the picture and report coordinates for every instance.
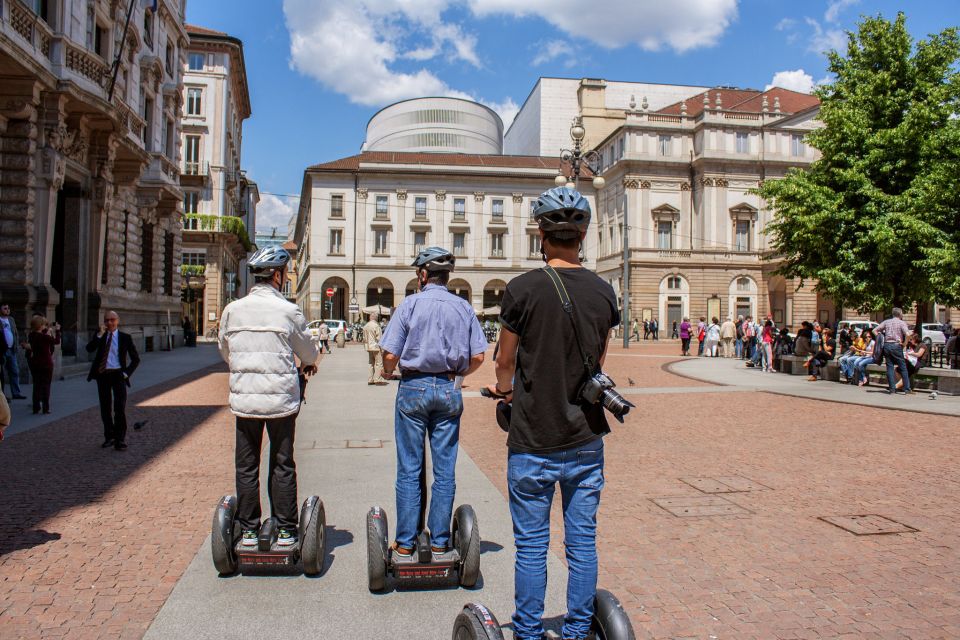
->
[759,13,960,313]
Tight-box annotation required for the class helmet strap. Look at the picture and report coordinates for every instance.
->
[578,242,585,263]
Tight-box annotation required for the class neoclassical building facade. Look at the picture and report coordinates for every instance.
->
[179,23,256,336]
[0,0,188,361]
[590,86,829,328]
[292,152,596,321]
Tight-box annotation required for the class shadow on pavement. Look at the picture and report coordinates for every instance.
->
[0,365,226,557]
[480,540,504,554]
[320,524,354,577]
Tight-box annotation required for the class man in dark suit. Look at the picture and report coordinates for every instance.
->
[87,311,140,451]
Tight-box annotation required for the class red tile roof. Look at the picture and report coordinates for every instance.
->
[185,24,228,37]
[308,152,573,172]
[657,87,819,117]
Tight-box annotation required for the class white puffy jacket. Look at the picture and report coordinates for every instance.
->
[218,284,320,418]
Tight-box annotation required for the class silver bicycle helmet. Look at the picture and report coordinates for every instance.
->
[532,186,591,237]
[248,245,290,273]
[411,246,455,272]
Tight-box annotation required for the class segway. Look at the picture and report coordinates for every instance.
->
[472,590,635,640]
[211,494,326,575]
[366,466,480,590]
[451,602,505,639]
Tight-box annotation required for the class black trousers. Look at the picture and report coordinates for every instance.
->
[30,365,53,412]
[96,371,128,443]
[235,414,298,530]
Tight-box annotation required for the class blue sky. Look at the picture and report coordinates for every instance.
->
[183,0,957,233]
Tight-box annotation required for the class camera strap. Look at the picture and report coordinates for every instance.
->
[542,266,595,381]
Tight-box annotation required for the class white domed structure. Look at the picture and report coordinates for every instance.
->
[363,97,504,154]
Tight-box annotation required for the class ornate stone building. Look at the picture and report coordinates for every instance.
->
[590,86,827,328]
[179,24,255,337]
[293,152,596,322]
[0,0,188,361]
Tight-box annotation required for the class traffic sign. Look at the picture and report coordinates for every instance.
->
[326,288,335,298]
[348,304,360,313]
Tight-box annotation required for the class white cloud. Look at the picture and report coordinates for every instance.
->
[532,39,575,67]
[825,0,859,23]
[256,193,298,235]
[480,97,519,130]
[775,18,796,31]
[805,17,847,54]
[766,69,815,94]
[468,0,738,52]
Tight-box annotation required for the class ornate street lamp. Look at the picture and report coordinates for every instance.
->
[556,117,606,191]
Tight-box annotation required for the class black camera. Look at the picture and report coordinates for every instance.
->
[580,373,634,423]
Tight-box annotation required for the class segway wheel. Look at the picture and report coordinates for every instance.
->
[300,496,326,576]
[366,507,389,592]
[591,589,636,640]
[453,505,480,587]
[211,495,238,575]
[451,603,504,640]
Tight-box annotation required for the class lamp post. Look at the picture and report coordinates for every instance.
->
[555,117,605,191]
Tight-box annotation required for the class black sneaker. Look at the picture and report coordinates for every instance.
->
[241,530,258,547]
[101,439,115,448]
[277,528,297,547]
[114,441,128,451]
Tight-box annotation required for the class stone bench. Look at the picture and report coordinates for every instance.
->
[778,355,810,375]
[862,364,959,395]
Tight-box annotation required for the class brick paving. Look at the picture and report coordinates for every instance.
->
[0,364,237,640]
[460,342,960,639]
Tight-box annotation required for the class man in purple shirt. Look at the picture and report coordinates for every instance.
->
[380,247,487,558]
[876,307,912,394]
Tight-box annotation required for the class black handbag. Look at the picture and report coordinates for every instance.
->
[873,332,885,365]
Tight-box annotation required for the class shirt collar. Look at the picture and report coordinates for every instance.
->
[421,284,446,292]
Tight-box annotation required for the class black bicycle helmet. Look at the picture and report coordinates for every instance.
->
[248,245,290,273]
[533,186,591,238]
[411,246,456,272]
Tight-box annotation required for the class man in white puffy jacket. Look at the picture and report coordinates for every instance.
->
[218,246,320,548]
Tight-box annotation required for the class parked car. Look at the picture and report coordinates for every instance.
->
[307,319,346,342]
[918,323,946,346]
[837,320,880,337]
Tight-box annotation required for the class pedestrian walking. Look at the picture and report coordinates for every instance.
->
[875,308,912,394]
[671,320,678,339]
[364,313,387,385]
[642,320,650,340]
[630,318,640,342]
[26,316,60,414]
[704,317,720,357]
[679,317,692,355]
[487,186,619,640]
[86,311,140,451]
[697,317,706,356]
[380,246,486,560]
[761,320,775,372]
[651,318,659,341]
[0,304,25,400]
[182,316,196,347]
[720,316,736,358]
[318,320,331,354]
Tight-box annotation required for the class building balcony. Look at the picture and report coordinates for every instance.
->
[181,161,211,186]
[182,214,253,255]
[626,247,765,264]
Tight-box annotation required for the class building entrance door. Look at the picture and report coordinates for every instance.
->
[667,301,682,331]
[51,185,89,357]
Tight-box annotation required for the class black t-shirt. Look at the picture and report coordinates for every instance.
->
[499,267,620,454]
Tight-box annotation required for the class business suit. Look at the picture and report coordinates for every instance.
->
[0,314,21,397]
[86,331,140,446]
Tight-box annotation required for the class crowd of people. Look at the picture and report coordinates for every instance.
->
[682,311,959,394]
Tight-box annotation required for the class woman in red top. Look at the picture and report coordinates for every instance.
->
[761,320,775,372]
[26,316,60,414]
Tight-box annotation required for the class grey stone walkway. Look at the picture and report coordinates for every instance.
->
[145,348,568,640]
[4,344,226,438]
[669,356,960,417]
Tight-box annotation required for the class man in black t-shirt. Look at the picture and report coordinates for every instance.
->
[487,186,619,640]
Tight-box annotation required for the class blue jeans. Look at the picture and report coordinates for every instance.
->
[883,343,910,392]
[852,355,873,384]
[2,350,21,396]
[735,338,743,358]
[508,438,605,640]
[394,375,463,550]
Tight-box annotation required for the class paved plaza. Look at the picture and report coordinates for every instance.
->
[1,342,959,639]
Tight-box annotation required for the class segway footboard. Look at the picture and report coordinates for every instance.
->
[235,517,300,572]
